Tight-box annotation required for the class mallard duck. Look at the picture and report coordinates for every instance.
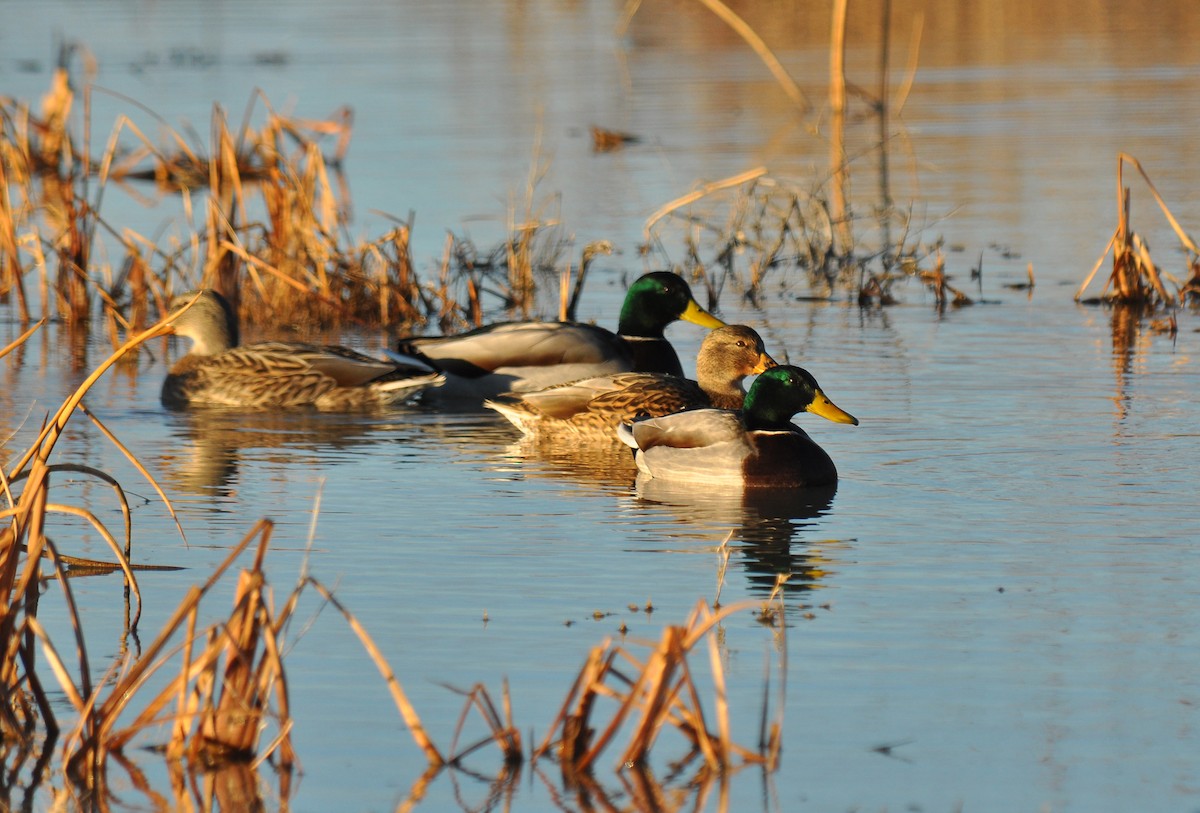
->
[484,324,776,437]
[161,289,444,409]
[618,365,859,487]
[393,271,725,401]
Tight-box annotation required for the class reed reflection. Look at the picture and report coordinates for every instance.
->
[393,758,768,813]
[1105,301,1163,426]
[166,757,292,813]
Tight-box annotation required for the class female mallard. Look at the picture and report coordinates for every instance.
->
[484,324,776,437]
[394,271,725,401]
[618,364,859,487]
[161,289,444,409]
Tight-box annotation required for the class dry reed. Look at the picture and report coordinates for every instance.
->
[2,68,606,348]
[0,300,306,806]
[533,598,785,776]
[624,0,953,311]
[1,312,178,751]
[1076,153,1198,308]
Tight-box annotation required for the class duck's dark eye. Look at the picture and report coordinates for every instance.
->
[736,340,746,348]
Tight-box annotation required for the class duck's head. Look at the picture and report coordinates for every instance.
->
[697,325,777,380]
[618,272,726,338]
[743,365,859,429]
[165,289,238,355]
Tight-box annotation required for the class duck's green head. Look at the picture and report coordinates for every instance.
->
[618,272,726,338]
[744,365,859,429]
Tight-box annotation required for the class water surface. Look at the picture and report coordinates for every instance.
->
[3,1,1200,811]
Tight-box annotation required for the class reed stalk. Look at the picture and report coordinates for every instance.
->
[829,0,853,261]
[534,598,785,775]
[1076,152,1197,306]
[682,0,811,112]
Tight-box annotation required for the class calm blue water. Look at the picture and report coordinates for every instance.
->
[4,1,1200,811]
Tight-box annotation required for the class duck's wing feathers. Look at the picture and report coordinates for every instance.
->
[587,375,708,419]
[622,409,754,482]
[397,322,631,378]
[245,342,400,387]
[627,408,747,449]
[169,349,337,408]
[510,372,706,421]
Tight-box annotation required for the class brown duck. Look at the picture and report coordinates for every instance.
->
[485,325,776,438]
[162,289,443,409]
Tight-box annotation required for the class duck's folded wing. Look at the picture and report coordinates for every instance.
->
[586,375,707,420]
[628,408,746,449]
[507,372,698,420]
[250,342,400,387]
[182,350,334,407]
[397,322,630,376]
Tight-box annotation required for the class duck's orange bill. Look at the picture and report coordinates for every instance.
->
[752,353,778,374]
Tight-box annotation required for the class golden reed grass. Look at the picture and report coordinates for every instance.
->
[623,0,973,312]
[532,598,786,776]
[2,314,174,765]
[1,72,580,356]
[1077,152,1199,308]
[4,0,953,354]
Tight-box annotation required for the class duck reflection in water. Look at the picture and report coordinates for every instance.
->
[157,408,423,498]
[632,476,839,595]
[496,434,637,496]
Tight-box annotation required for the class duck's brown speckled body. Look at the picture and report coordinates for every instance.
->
[485,325,776,438]
[162,290,443,410]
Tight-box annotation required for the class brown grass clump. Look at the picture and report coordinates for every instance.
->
[1076,152,1199,308]
[2,69,605,350]
[641,167,939,310]
[0,304,303,807]
[0,67,96,325]
[2,316,177,733]
[624,0,941,312]
[920,251,973,309]
[47,520,296,795]
[533,598,785,778]
[347,594,789,811]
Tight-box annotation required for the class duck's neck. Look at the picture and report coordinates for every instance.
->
[695,360,745,409]
[190,327,235,356]
[617,297,668,339]
[742,389,796,431]
[743,410,794,432]
[185,309,237,355]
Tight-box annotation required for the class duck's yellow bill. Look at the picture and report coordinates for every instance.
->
[808,391,859,425]
[681,299,727,329]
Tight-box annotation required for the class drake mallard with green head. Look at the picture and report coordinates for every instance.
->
[484,324,776,437]
[394,271,725,402]
[161,289,444,410]
[618,364,858,487]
